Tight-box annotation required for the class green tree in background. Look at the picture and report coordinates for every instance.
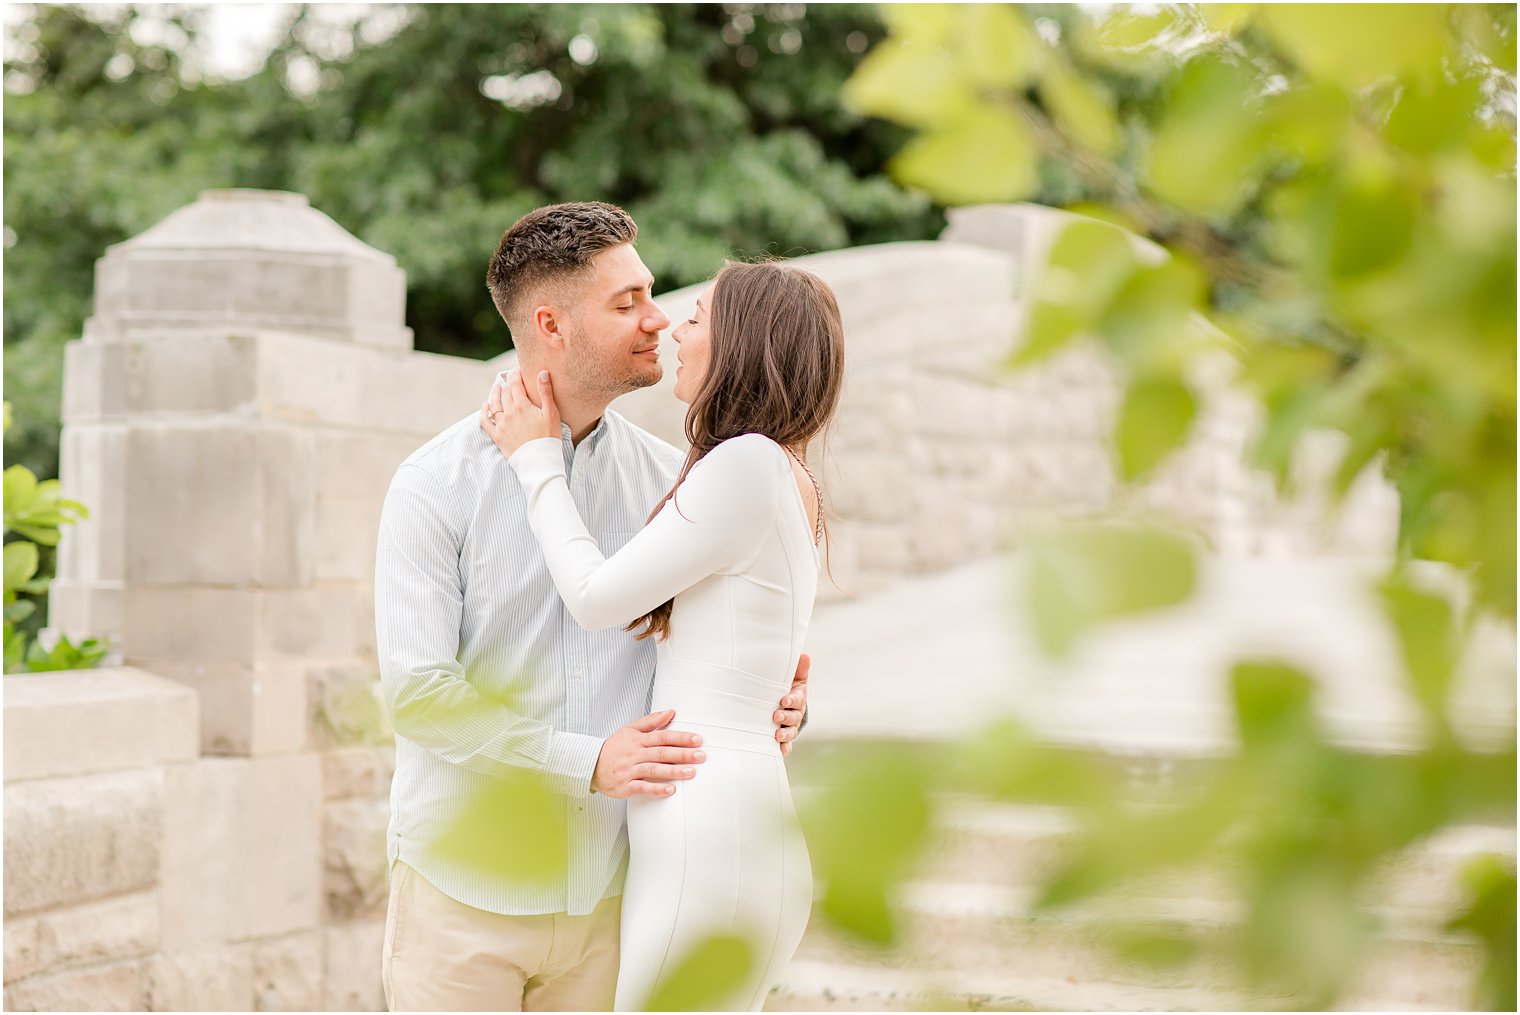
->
[3,3,942,480]
[795,4,1515,1010]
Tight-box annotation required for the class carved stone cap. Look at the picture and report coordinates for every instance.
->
[88,189,412,349]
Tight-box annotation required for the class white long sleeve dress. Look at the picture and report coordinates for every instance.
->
[507,431,816,1012]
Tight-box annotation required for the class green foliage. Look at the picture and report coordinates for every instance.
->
[3,3,942,481]
[1024,522,1198,656]
[640,933,754,1011]
[800,745,933,945]
[427,768,568,887]
[834,4,1517,1007]
[2,402,101,673]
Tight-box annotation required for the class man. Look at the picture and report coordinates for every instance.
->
[375,202,809,1011]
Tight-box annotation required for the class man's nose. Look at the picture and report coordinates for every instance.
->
[647,303,671,332]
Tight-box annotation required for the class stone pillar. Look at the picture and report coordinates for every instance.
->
[50,189,486,759]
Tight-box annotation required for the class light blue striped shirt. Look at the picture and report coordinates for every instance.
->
[375,405,684,916]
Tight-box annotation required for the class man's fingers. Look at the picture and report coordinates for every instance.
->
[635,762,697,781]
[641,746,705,765]
[625,781,678,798]
[792,652,811,687]
[775,708,803,728]
[643,729,702,748]
[628,709,676,733]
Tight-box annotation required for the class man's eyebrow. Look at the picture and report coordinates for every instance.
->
[609,279,655,302]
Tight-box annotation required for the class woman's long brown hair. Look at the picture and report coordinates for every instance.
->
[628,260,846,641]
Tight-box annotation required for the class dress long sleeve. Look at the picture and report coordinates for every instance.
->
[507,433,783,631]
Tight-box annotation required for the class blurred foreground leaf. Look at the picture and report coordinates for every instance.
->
[641,932,753,1012]
[1447,854,1519,1012]
[428,768,567,887]
[1025,523,1198,656]
[801,746,932,945]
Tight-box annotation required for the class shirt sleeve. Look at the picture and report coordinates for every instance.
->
[507,433,782,631]
[374,463,603,797]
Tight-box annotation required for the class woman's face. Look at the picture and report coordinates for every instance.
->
[671,287,714,404]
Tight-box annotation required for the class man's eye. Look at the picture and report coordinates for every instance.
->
[617,304,634,312]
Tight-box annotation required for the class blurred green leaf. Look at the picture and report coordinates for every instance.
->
[1257,4,1450,89]
[1229,660,1320,751]
[1014,218,1141,366]
[841,36,972,129]
[1202,4,1256,36]
[1145,54,1269,218]
[1026,523,1198,657]
[1447,854,1518,1012]
[960,4,1041,89]
[1096,257,1206,365]
[427,768,567,887]
[641,932,754,1012]
[1115,373,1198,481]
[890,105,1038,204]
[956,717,1119,808]
[1378,574,1460,732]
[1039,61,1122,156]
[22,634,109,672]
[3,542,40,593]
[801,746,933,944]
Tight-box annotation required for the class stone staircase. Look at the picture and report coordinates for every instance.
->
[766,790,1513,1012]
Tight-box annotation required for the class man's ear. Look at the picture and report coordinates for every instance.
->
[532,304,568,349]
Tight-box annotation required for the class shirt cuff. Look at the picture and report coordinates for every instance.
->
[543,729,604,797]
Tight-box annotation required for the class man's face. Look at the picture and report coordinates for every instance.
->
[559,243,669,401]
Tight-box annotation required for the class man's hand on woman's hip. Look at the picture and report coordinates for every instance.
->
[775,652,810,757]
[592,709,705,798]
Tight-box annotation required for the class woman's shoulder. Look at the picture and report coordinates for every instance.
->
[692,433,789,493]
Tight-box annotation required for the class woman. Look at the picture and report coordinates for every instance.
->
[480,260,844,1011]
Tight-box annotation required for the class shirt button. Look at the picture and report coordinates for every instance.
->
[573,668,584,679]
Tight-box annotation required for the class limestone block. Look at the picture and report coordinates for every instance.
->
[252,930,324,1012]
[314,431,423,505]
[316,499,382,583]
[144,944,254,1012]
[124,424,260,585]
[159,755,322,948]
[44,581,125,650]
[255,331,485,435]
[323,797,390,920]
[308,665,390,749]
[3,668,197,783]
[53,423,128,585]
[66,333,259,421]
[62,339,130,422]
[321,745,395,800]
[37,891,158,973]
[124,424,317,588]
[4,918,40,984]
[258,426,320,588]
[322,920,385,1012]
[3,770,162,918]
[353,585,377,659]
[258,586,358,660]
[4,958,143,1012]
[829,453,912,523]
[145,661,306,757]
[125,588,257,664]
[92,190,409,349]
[851,521,916,577]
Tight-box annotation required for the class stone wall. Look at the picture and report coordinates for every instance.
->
[4,192,1402,1011]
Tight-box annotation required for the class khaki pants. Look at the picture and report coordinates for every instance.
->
[382,861,621,1012]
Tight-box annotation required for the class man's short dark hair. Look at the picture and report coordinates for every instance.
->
[485,202,638,339]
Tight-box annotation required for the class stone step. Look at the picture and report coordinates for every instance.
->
[771,790,1510,1011]
[781,879,1482,1005]
[792,788,1515,918]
